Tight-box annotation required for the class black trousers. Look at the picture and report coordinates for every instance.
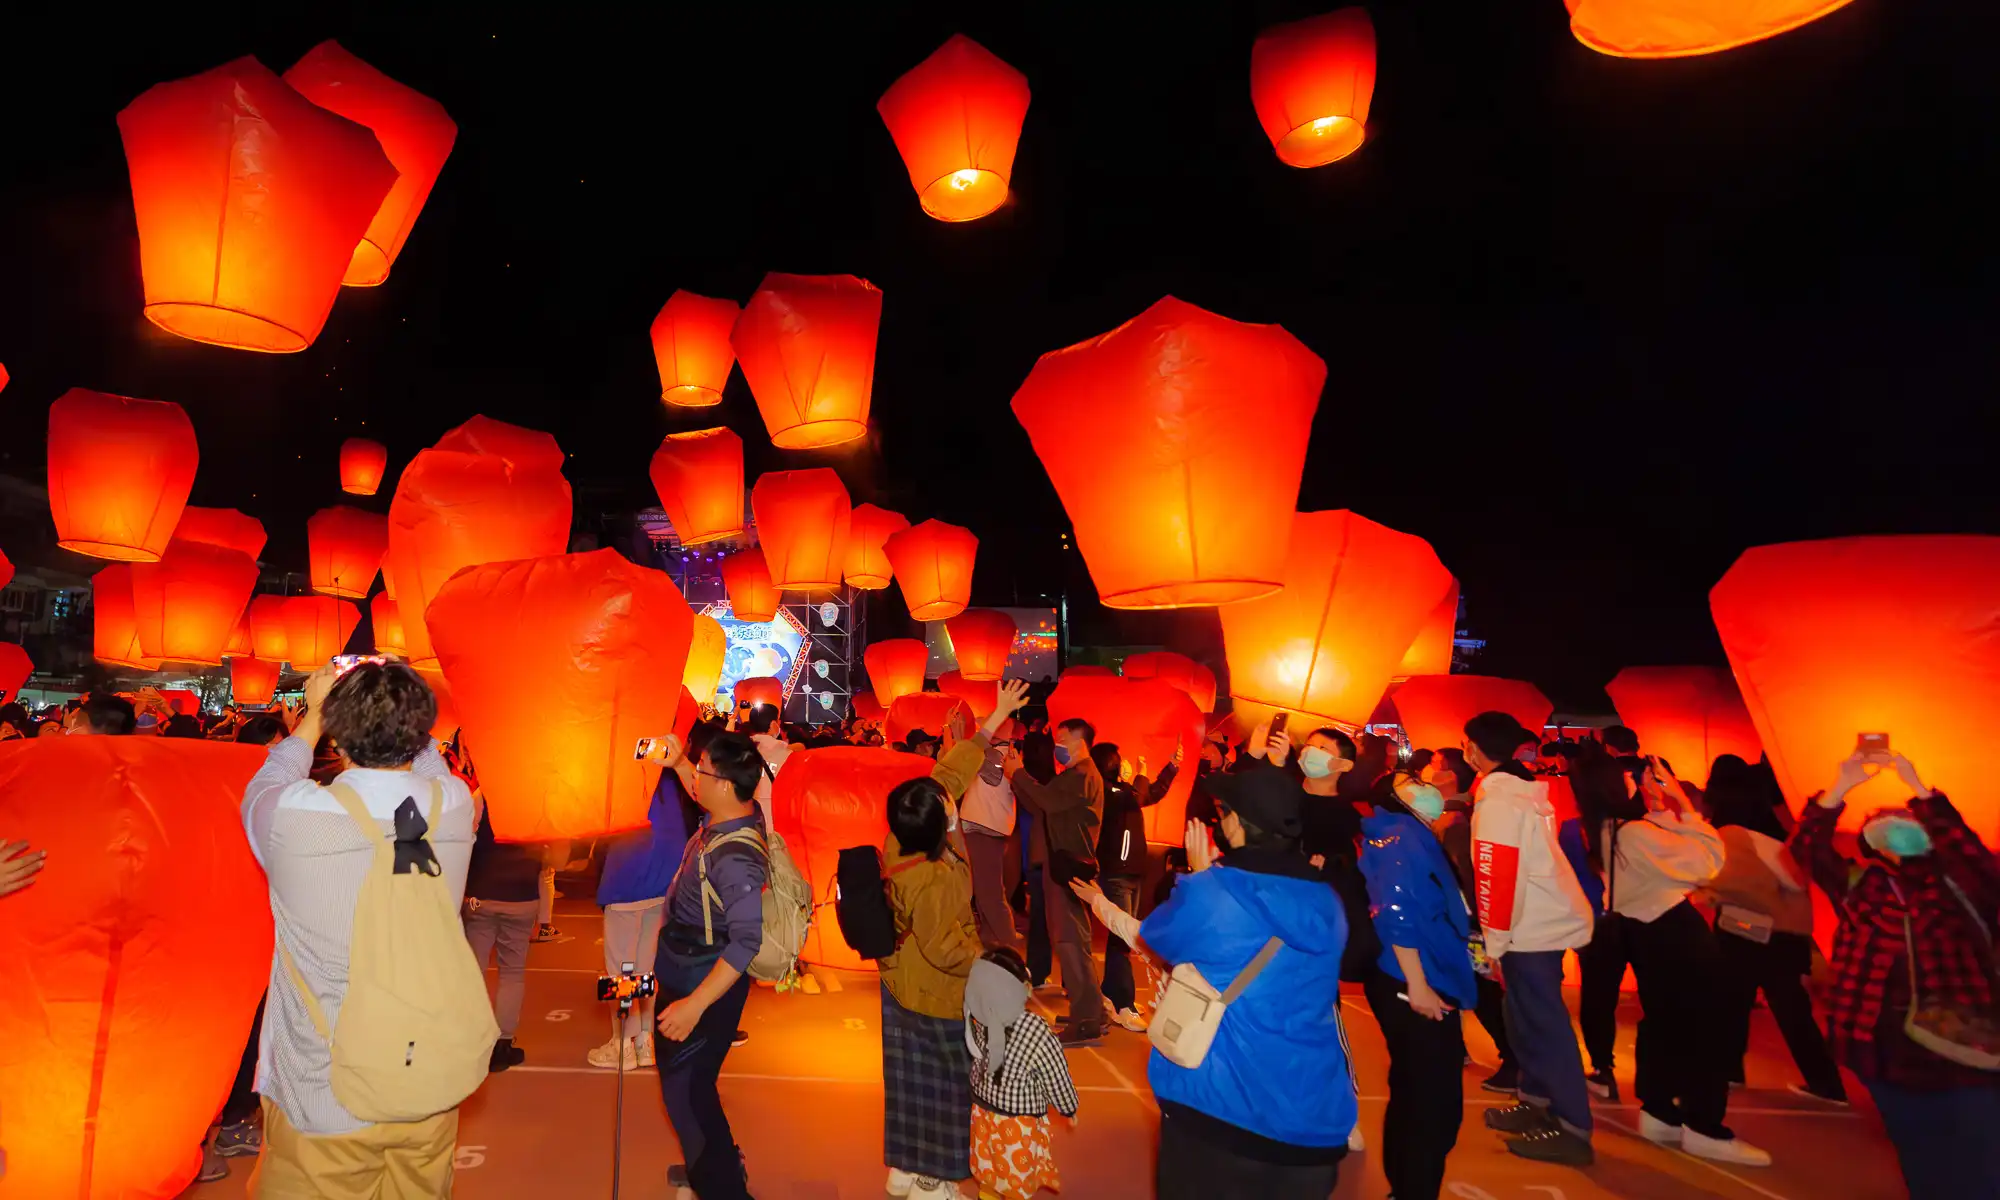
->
[1025,864,1052,985]
[1101,875,1141,1013]
[1578,911,1628,1075]
[1627,901,1734,1138]
[1716,925,1845,1098]
[1473,974,1513,1070]
[654,948,755,1200]
[1156,1106,1343,1200]
[222,994,266,1125]
[1364,970,1466,1200]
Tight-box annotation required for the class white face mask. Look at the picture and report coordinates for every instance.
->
[1299,746,1338,779]
[1398,781,1446,822]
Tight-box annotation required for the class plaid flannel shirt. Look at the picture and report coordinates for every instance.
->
[1789,790,2000,1089]
[969,1015,1080,1119]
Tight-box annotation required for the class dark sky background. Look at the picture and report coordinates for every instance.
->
[0,2,1991,712]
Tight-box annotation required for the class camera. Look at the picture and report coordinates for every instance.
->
[597,962,657,1016]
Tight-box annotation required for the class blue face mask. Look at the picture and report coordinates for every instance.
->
[1399,782,1446,823]
[1298,746,1336,779]
[1865,816,1932,859]
[1053,743,1073,767]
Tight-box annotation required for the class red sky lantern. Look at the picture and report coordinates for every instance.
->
[852,693,885,723]
[117,57,397,352]
[1605,666,1762,787]
[771,747,937,967]
[753,469,851,591]
[172,507,267,559]
[1395,578,1460,680]
[877,34,1031,223]
[946,609,1016,682]
[307,506,388,599]
[427,670,462,742]
[0,738,271,1199]
[651,290,740,407]
[1566,0,1856,58]
[1250,7,1377,168]
[129,540,260,664]
[432,414,565,466]
[1012,298,1325,609]
[1048,675,1206,843]
[1122,650,1219,714]
[938,670,997,719]
[732,273,882,449]
[221,614,252,658]
[735,675,786,711]
[247,595,290,664]
[1063,665,1116,678]
[0,548,11,592]
[92,566,162,670]
[0,643,31,704]
[887,692,972,748]
[281,595,361,671]
[865,638,930,709]
[884,519,977,621]
[430,549,693,840]
[673,685,701,742]
[1393,675,1554,755]
[0,363,7,394]
[371,592,406,658]
[229,656,281,707]
[340,437,390,495]
[47,389,198,563]
[684,614,728,705]
[1221,510,1452,730]
[283,40,457,287]
[1712,535,2000,829]
[843,503,909,590]
[651,427,745,546]
[720,549,780,622]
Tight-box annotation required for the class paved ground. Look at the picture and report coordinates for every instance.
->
[188,896,1910,1199]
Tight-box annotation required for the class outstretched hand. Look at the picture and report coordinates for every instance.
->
[1187,819,1218,873]
[1827,752,1882,805]
[994,678,1030,718]
[1888,752,1932,799]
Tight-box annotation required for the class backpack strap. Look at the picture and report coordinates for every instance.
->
[1220,937,1284,1005]
[697,826,769,946]
[325,782,390,865]
[279,940,334,1042]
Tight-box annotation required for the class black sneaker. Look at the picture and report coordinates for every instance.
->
[1484,1101,1553,1134]
[489,1037,526,1073]
[1586,1067,1619,1102]
[1480,1063,1520,1094]
[532,924,560,943]
[732,1029,750,1047]
[1506,1124,1594,1166]
[1057,1023,1106,1048]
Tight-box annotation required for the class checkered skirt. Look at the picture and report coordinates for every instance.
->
[882,988,973,1179]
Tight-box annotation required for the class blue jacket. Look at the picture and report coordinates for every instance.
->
[1140,850,1356,1150]
[1558,817,1606,916]
[1359,811,1477,1009]
[597,771,695,907]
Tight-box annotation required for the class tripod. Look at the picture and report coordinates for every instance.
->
[596,964,656,1200]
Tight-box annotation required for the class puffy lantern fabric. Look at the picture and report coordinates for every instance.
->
[735,675,785,712]
[280,595,361,670]
[370,592,406,658]
[283,40,457,287]
[0,738,271,1199]
[887,693,972,748]
[651,427,745,546]
[771,747,938,967]
[229,656,281,706]
[1249,7,1377,168]
[1121,650,1219,714]
[427,670,463,742]
[1604,666,1762,787]
[1566,0,1856,58]
[1711,535,2000,829]
[1063,665,1116,678]
[428,549,694,841]
[684,614,728,705]
[431,415,565,467]
[946,609,1016,682]
[1395,578,1460,680]
[876,34,1031,222]
[116,57,397,352]
[884,519,977,621]
[247,594,291,664]
[1048,676,1205,843]
[732,273,882,449]
[865,638,930,709]
[0,642,31,704]
[47,389,198,563]
[1011,298,1325,609]
[938,671,997,718]
[172,507,266,559]
[1221,510,1451,730]
[1393,675,1553,756]
[753,469,851,591]
[672,685,701,741]
[92,565,164,669]
[221,616,252,659]
[844,503,910,590]
[129,540,260,665]
[852,693,885,723]
[308,506,388,599]
[719,549,780,622]
[340,437,390,495]
[0,547,11,592]
[651,290,740,407]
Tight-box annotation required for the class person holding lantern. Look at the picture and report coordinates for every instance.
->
[1004,717,1109,1045]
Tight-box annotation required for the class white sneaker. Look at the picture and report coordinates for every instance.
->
[635,1037,655,1068]
[1113,1006,1149,1033]
[908,1178,956,1199]
[587,1036,638,1071]
[1637,1111,1683,1145]
[1347,1126,1365,1152]
[1682,1129,1772,1167]
[887,1167,916,1197]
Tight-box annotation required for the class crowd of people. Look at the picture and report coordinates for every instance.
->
[4,662,1997,1200]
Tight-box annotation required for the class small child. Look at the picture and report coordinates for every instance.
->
[965,948,1079,1199]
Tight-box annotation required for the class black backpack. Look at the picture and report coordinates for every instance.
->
[1096,782,1149,878]
[833,845,920,961]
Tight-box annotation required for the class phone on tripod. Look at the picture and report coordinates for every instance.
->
[597,961,658,1198]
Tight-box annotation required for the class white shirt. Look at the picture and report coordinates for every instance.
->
[1602,810,1727,924]
[959,767,1016,837]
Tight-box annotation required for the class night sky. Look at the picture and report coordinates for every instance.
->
[0,2,1990,711]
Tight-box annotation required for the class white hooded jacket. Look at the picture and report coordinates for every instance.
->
[1470,769,1594,957]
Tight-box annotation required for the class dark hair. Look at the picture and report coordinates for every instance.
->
[0,703,30,737]
[1601,725,1640,756]
[1405,748,1435,776]
[700,730,765,802]
[1705,754,1790,842]
[1570,739,1645,871]
[982,945,1030,983]
[162,713,204,739]
[1433,747,1475,795]
[887,776,951,860]
[744,705,780,737]
[1308,726,1357,761]
[1019,730,1057,785]
[1464,711,1535,763]
[235,715,287,746]
[322,662,437,768]
[1055,717,1094,745]
[1339,732,1392,799]
[82,695,137,736]
[1090,741,1123,782]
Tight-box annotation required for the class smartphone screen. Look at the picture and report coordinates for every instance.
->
[633,736,656,761]
[1857,732,1890,755]
[1268,712,1289,748]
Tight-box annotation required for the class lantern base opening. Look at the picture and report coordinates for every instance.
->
[1099,578,1285,610]
[846,574,892,590]
[144,303,311,354]
[1275,116,1367,167]
[340,483,381,497]
[1570,0,1856,58]
[770,418,869,450]
[917,169,1010,222]
[342,239,392,288]
[314,584,371,600]
[664,384,725,408]
[58,538,163,563]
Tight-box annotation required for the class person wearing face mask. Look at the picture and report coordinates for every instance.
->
[1297,728,1359,871]
[956,686,1034,955]
[1004,717,1108,1045]
[1789,750,2000,1199]
[1425,747,1517,1092]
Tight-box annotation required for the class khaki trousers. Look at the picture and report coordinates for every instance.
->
[249,1098,458,1199]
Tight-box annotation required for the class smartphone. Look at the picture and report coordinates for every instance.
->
[1858,732,1890,755]
[634,736,658,761]
[330,654,388,677]
[1268,712,1289,747]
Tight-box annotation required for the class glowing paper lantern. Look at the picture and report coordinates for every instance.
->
[883,519,976,621]
[221,615,252,658]
[432,415,565,467]
[280,595,361,671]
[129,540,260,664]
[1012,298,1325,609]
[1250,7,1377,168]
[852,693,885,723]
[0,363,7,394]
[340,438,390,495]
[1565,0,1856,58]
[865,638,930,709]
[1393,675,1553,756]
[117,57,397,352]
[876,34,1031,223]
[247,595,291,664]
[1121,650,1219,714]
[735,675,785,712]
[47,389,198,562]
[1048,675,1206,843]
[732,273,882,449]
[0,737,270,1199]
[229,656,281,707]
[371,592,406,658]
[887,693,972,748]
[946,609,1016,682]
[1221,510,1451,730]
[0,643,31,703]
[427,671,462,742]
[771,747,937,967]
[1395,578,1460,680]
[753,469,851,591]
[844,504,910,590]
[92,566,163,670]
[0,547,11,592]
[307,506,388,599]
[938,671,997,719]
[429,549,693,840]
[283,40,457,287]
[651,428,745,546]
[1063,665,1116,678]
[684,614,727,704]
[719,549,781,622]
[1711,536,2000,829]
[651,290,740,406]
[172,507,267,559]
[1603,666,1762,786]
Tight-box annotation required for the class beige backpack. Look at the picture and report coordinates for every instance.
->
[697,825,813,989]
[280,780,498,1123]
[1149,937,1283,1069]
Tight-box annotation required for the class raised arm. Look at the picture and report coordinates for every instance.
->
[1788,753,1876,903]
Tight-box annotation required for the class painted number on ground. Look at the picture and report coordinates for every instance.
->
[1448,1187,1567,1200]
[546,1008,573,1022]
[843,1017,867,1031]
[455,1145,487,1169]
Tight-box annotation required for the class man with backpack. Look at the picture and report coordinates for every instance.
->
[239,661,488,1199]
